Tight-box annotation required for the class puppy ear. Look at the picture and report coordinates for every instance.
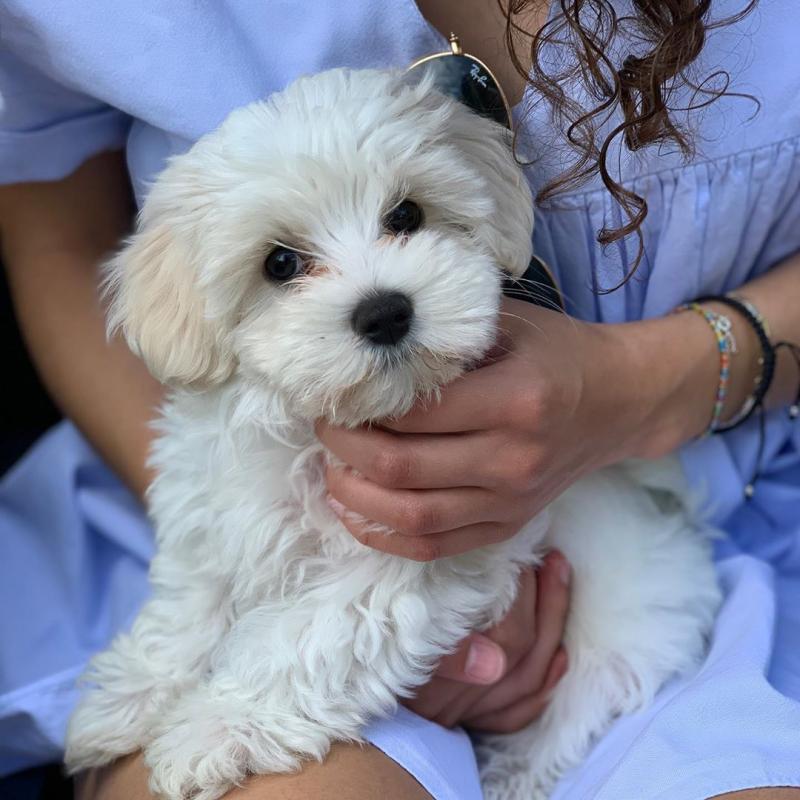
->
[452,114,535,278]
[104,213,234,387]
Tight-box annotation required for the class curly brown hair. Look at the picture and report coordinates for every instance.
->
[501,0,758,289]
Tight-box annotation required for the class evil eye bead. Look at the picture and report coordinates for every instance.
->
[384,200,423,236]
[263,247,306,283]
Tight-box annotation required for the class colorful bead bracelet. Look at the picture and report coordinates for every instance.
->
[695,294,776,434]
[675,302,738,437]
[677,294,800,499]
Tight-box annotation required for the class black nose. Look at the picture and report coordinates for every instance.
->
[351,291,414,346]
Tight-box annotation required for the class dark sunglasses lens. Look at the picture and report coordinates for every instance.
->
[503,256,565,312]
[416,55,510,128]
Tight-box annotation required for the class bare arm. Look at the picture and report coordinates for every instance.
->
[614,252,800,462]
[0,151,163,499]
[320,253,800,560]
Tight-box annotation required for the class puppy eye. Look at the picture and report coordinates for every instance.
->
[384,200,423,236]
[263,247,306,283]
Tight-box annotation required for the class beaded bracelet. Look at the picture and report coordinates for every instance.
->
[695,294,777,433]
[711,295,772,431]
[679,294,800,499]
[716,322,765,429]
[730,294,771,336]
[675,302,738,437]
[693,294,779,498]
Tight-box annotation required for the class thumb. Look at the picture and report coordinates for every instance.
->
[435,633,507,685]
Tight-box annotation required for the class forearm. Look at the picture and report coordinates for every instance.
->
[0,151,162,499]
[611,254,800,461]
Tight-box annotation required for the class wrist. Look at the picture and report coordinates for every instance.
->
[586,313,720,462]
[699,299,762,426]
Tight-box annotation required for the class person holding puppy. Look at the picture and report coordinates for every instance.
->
[1,1,800,799]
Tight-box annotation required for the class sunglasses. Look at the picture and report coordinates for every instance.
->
[407,34,564,313]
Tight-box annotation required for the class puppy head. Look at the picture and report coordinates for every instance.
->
[106,68,534,424]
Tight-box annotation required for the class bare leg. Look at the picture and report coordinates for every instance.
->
[711,791,800,800]
[75,746,433,800]
[75,752,800,800]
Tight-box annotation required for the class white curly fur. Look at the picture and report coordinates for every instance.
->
[64,68,721,800]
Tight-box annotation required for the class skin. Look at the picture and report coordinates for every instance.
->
[1,1,799,798]
[74,746,433,800]
[321,265,800,565]
[714,793,800,800]
[74,753,800,800]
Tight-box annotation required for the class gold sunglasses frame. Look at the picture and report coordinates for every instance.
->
[406,33,515,130]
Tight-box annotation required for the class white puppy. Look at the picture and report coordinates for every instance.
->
[65,68,721,800]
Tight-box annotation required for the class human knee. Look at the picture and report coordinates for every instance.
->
[710,789,800,800]
[226,744,432,799]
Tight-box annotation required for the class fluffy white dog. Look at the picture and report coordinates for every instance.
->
[65,68,721,800]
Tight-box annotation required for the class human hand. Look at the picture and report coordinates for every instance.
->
[318,297,645,561]
[405,555,569,731]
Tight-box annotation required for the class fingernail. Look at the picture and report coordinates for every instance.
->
[465,639,505,684]
[549,551,571,586]
[327,495,347,518]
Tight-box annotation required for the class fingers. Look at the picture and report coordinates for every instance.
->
[435,634,507,684]
[428,556,570,729]
[317,423,508,490]
[380,360,515,434]
[430,568,539,728]
[403,558,570,730]
[463,647,568,733]
[404,676,483,726]
[529,549,571,669]
[331,512,518,561]
[326,466,506,536]
[482,566,540,670]
[381,298,551,435]
[403,635,506,724]
[464,552,570,717]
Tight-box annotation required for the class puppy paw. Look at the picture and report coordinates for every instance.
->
[145,713,241,800]
[144,681,344,799]
[65,687,152,773]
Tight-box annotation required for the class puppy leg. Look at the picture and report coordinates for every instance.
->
[142,589,446,800]
[65,574,230,773]
[143,677,337,800]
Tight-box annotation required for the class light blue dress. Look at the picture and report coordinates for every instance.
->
[1,2,799,797]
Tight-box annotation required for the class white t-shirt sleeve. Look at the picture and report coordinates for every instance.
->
[0,48,130,184]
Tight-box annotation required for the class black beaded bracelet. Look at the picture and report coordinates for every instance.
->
[694,294,777,433]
